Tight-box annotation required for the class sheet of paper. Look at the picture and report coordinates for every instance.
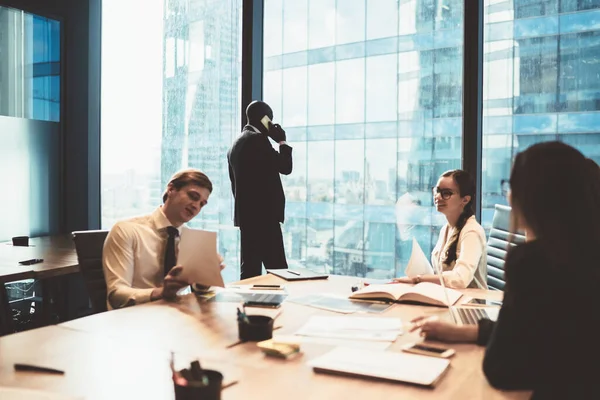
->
[295,316,403,342]
[308,347,450,386]
[177,228,224,287]
[0,387,82,400]
[288,293,393,314]
[274,335,391,351]
[405,238,434,277]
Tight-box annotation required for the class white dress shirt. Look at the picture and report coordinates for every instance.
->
[102,207,188,310]
[431,215,488,289]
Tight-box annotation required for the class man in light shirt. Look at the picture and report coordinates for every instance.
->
[103,168,219,310]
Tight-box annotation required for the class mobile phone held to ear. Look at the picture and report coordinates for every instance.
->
[261,115,271,130]
[401,342,455,358]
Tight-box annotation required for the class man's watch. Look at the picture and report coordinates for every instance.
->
[413,275,422,284]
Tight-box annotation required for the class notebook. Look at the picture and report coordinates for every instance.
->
[349,282,463,307]
[308,346,450,387]
[267,268,328,281]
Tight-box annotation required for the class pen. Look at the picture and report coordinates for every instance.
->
[287,270,300,276]
[222,380,240,390]
[14,363,65,375]
[251,285,282,290]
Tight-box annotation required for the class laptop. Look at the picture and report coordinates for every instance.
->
[431,260,500,326]
[450,306,500,326]
[267,268,329,281]
[211,291,288,308]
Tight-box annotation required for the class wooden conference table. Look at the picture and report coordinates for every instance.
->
[0,274,531,399]
[0,236,79,335]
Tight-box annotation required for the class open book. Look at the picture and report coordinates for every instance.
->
[349,281,463,307]
[308,346,450,387]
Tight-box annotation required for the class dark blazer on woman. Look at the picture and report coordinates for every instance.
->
[477,241,600,399]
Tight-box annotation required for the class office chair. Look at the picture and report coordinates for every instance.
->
[72,230,109,314]
[486,204,526,290]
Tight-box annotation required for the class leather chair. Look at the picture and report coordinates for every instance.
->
[487,205,526,290]
[72,230,109,314]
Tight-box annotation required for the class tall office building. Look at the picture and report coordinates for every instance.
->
[161,0,242,281]
[262,0,600,279]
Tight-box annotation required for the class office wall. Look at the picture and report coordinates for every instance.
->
[0,3,63,240]
[0,0,101,235]
[0,117,61,239]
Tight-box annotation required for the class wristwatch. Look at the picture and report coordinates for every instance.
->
[413,275,422,284]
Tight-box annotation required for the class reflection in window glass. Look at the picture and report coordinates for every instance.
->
[308,63,335,125]
[264,0,283,57]
[282,67,307,127]
[0,7,60,122]
[366,55,397,122]
[335,59,365,124]
[482,0,600,233]
[283,0,307,54]
[336,0,365,45]
[264,0,463,279]
[367,0,398,40]
[101,0,243,283]
[308,0,335,49]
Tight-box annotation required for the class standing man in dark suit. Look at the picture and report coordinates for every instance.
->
[228,101,293,279]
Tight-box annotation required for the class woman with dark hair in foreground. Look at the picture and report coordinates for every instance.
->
[411,142,600,399]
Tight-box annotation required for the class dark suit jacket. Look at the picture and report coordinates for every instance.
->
[228,126,293,228]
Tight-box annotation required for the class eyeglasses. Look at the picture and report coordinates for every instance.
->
[500,179,510,197]
[432,187,455,200]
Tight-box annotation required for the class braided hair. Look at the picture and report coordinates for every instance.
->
[441,170,475,267]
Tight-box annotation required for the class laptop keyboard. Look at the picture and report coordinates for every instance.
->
[456,307,488,325]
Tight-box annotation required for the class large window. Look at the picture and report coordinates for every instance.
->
[0,6,60,122]
[101,0,242,282]
[100,0,600,282]
[263,0,464,278]
[482,0,600,227]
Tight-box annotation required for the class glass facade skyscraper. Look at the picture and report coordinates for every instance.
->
[102,0,600,282]
[263,0,600,280]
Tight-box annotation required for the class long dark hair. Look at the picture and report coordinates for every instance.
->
[441,170,476,266]
[509,141,600,268]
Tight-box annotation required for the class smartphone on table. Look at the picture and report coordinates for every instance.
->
[401,342,455,358]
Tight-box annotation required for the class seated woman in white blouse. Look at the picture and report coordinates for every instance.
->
[395,170,487,289]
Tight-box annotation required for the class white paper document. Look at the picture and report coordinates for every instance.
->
[177,228,224,287]
[274,335,391,351]
[308,347,450,387]
[405,238,434,277]
[0,387,82,400]
[295,316,403,342]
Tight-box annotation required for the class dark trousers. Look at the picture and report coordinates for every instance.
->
[240,222,288,279]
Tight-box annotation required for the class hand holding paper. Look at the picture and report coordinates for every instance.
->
[177,228,225,288]
[405,238,434,278]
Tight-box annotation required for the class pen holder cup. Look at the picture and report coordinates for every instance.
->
[238,315,274,342]
[12,236,29,247]
[174,369,223,400]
